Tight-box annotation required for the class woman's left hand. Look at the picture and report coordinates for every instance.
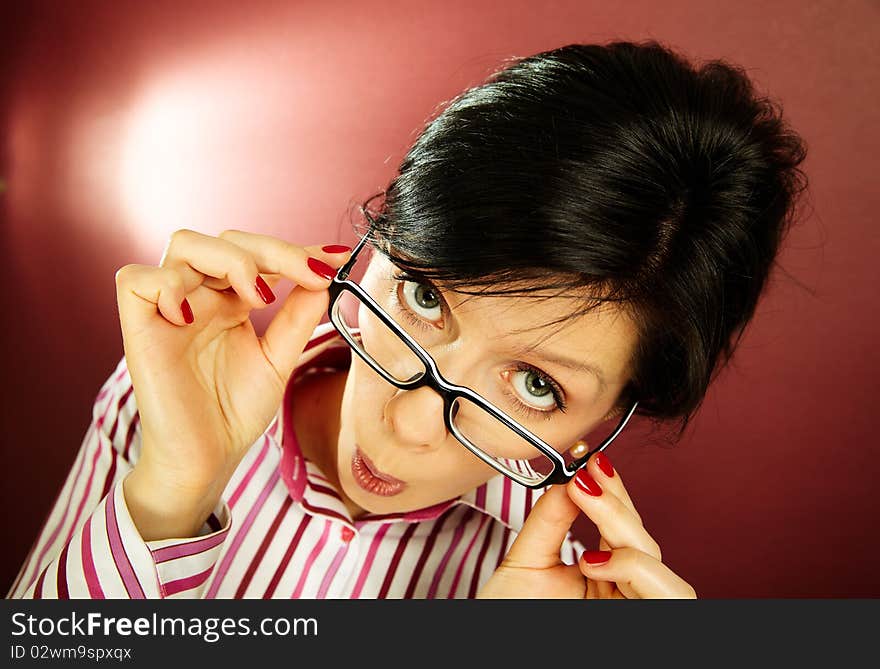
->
[477,451,697,599]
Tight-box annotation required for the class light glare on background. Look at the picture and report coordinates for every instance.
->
[118,53,317,251]
[121,76,208,239]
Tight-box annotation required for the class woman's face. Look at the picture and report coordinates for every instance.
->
[333,250,639,516]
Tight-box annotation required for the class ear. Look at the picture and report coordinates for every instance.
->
[599,406,616,421]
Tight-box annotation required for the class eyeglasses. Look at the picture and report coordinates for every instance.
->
[326,216,639,488]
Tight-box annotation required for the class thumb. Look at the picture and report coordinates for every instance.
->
[260,284,330,382]
[503,483,580,569]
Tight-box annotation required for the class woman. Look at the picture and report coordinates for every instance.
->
[8,39,807,599]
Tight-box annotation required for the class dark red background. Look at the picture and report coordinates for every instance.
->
[2,0,878,598]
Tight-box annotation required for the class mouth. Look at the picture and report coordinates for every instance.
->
[351,446,406,497]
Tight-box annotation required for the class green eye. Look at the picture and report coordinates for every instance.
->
[414,283,439,310]
[523,371,551,398]
[401,280,442,321]
[511,367,558,412]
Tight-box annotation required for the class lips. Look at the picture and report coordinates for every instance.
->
[351,446,406,497]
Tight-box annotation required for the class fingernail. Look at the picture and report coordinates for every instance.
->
[580,550,612,566]
[255,275,276,304]
[307,256,336,280]
[181,298,194,324]
[321,244,352,254]
[574,469,603,497]
[594,452,615,478]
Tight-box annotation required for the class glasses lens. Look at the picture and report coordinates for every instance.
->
[334,289,425,383]
[451,397,558,485]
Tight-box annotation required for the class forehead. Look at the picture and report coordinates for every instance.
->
[452,285,636,376]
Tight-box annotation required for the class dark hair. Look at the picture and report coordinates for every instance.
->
[353,39,809,441]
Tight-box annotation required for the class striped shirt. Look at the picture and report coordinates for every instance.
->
[8,322,585,599]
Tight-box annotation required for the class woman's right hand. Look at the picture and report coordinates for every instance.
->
[114,229,350,540]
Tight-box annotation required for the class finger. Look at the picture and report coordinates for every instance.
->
[569,440,640,523]
[260,284,331,383]
[160,229,349,306]
[584,576,599,599]
[595,535,615,599]
[214,243,350,292]
[217,229,350,289]
[214,241,350,292]
[566,471,662,561]
[116,263,197,328]
[578,547,697,599]
[503,484,580,569]
[158,229,280,309]
[586,451,641,524]
[585,449,663,577]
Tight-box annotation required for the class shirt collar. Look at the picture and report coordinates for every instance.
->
[274,321,547,533]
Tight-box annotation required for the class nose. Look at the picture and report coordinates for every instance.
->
[384,384,449,451]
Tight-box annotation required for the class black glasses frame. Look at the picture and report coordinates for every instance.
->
[326,218,639,488]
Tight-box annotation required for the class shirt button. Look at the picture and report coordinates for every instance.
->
[340,526,355,543]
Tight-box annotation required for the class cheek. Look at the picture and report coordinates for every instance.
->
[456,453,500,487]
[340,355,391,437]
[437,460,502,502]
[422,442,500,491]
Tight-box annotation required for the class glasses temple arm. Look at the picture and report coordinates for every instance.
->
[336,218,375,282]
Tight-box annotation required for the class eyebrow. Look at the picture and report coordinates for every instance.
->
[515,345,609,395]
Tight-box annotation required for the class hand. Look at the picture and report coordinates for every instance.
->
[477,449,697,599]
[115,229,350,539]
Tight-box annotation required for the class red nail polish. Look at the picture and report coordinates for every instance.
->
[321,244,352,254]
[574,469,602,496]
[595,452,615,478]
[580,550,612,565]
[181,298,194,324]
[255,275,275,304]
[307,257,335,280]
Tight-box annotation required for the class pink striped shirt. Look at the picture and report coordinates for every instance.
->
[8,322,585,599]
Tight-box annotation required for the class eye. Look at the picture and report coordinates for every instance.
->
[400,279,443,323]
[512,368,557,410]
